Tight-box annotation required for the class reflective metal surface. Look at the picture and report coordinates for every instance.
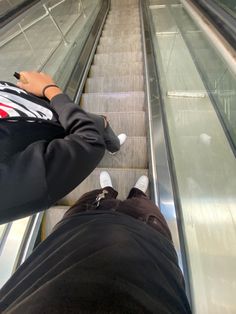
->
[15,213,43,267]
[148,1,236,313]
[140,0,191,302]
[0,218,29,287]
[181,0,236,153]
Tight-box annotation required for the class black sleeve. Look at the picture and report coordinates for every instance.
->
[0,94,105,223]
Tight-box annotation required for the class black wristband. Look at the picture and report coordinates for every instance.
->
[42,84,59,98]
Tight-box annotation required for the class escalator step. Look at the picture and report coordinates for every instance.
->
[105,24,140,29]
[99,34,141,45]
[94,52,142,64]
[103,19,141,29]
[96,42,142,53]
[106,16,140,21]
[106,17,140,25]
[81,91,144,112]
[107,9,139,14]
[85,75,144,93]
[102,28,141,37]
[99,111,146,136]
[99,136,147,169]
[89,62,143,77]
[111,2,139,9]
[107,12,140,17]
[59,167,149,205]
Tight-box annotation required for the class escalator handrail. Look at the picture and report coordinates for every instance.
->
[191,0,236,50]
[0,0,41,29]
[64,0,110,102]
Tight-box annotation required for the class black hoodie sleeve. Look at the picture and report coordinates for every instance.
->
[0,94,105,223]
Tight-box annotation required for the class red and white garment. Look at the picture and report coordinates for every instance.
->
[0,81,57,121]
[0,81,64,162]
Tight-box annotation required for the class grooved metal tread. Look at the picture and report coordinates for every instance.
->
[99,136,147,169]
[101,32,141,38]
[102,29,141,36]
[100,34,141,44]
[94,52,143,64]
[108,10,139,13]
[97,42,142,53]
[89,62,143,77]
[105,18,140,22]
[103,24,140,30]
[106,18,140,25]
[97,111,146,136]
[81,92,145,112]
[107,14,139,18]
[111,5,139,10]
[85,75,144,93]
[59,167,149,205]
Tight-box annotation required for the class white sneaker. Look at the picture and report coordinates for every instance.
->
[134,175,149,194]
[100,171,113,188]
[108,133,127,155]
[118,133,127,146]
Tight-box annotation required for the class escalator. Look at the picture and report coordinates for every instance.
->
[0,0,236,313]
[44,0,149,234]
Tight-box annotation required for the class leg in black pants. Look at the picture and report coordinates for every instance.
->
[117,187,172,241]
[62,186,172,242]
[62,187,118,218]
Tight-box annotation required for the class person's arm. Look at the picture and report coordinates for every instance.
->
[0,72,105,223]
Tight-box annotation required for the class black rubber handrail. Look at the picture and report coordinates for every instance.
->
[64,0,110,101]
[192,0,236,50]
[0,0,40,29]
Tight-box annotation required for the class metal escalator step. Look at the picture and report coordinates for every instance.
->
[110,1,139,7]
[110,7,139,12]
[98,111,146,136]
[94,52,142,65]
[89,62,143,77]
[106,18,140,25]
[59,167,149,206]
[103,20,141,30]
[97,42,142,53]
[111,2,139,9]
[108,9,139,13]
[109,8,139,13]
[108,16,139,20]
[80,92,144,112]
[99,35,141,45]
[99,136,147,169]
[109,11,139,16]
[102,28,141,37]
[111,0,138,4]
[107,12,139,18]
[107,16,140,20]
[100,30,141,42]
[110,4,139,8]
[85,75,144,93]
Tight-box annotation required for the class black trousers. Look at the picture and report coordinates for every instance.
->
[61,187,172,242]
